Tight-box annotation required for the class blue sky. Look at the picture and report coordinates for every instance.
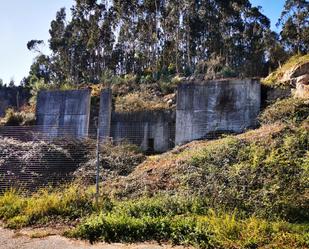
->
[0,0,285,84]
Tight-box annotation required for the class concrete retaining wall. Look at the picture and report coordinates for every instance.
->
[110,111,175,153]
[36,89,91,138]
[175,79,261,145]
[36,78,261,151]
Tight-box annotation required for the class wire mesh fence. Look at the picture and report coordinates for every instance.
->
[0,121,257,193]
[0,126,98,193]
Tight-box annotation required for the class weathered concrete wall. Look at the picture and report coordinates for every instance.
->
[175,79,261,145]
[261,85,291,107]
[36,89,91,138]
[0,87,29,117]
[110,111,175,153]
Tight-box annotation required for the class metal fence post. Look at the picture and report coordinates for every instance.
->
[95,121,100,206]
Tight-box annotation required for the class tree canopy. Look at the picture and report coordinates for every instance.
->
[25,0,309,86]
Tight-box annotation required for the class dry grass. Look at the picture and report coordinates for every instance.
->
[115,90,171,113]
[104,123,286,198]
[263,54,309,86]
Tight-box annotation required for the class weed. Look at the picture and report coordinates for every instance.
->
[259,97,309,125]
[0,185,95,228]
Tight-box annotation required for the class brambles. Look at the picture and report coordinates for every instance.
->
[259,97,309,124]
[0,108,35,126]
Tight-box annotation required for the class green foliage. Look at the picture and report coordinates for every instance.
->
[0,190,26,221]
[278,0,309,54]
[219,66,238,78]
[1,108,35,126]
[259,97,309,124]
[188,127,309,221]
[0,185,95,229]
[263,54,309,86]
[68,197,309,248]
[69,213,214,247]
[28,75,76,106]
[27,0,275,86]
[1,187,308,248]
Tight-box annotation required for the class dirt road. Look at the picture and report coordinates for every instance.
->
[0,227,188,249]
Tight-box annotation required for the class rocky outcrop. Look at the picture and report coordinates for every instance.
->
[282,61,309,99]
[293,74,309,98]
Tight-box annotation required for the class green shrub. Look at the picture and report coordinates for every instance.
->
[187,127,309,221]
[1,108,35,126]
[68,212,214,247]
[259,98,309,125]
[0,185,95,228]
[113,196,209,218]
[69,205,309,248]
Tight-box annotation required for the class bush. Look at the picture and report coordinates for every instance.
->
[68,197,309,248]
[188,127,309,221]
[259,98,309,125]
[74,141,146,184]
[1,108,35,126]
[115,91,170,112]
[0,138,79,191]
[69,211,214,246]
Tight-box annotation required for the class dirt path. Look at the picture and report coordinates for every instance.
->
[0,227,189,249]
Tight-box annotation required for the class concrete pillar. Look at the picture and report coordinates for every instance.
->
[99,88,112,140]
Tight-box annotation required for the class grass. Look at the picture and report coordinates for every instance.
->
[259,97,309,125]
[0,108,35,126]
[114,91,171,113]
[0,185,95,229]
[66,197,309,248]
[0,189,308,248]
[0,98,308,247]
[263,54,309,87]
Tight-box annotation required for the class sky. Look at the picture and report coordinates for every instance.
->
[0,0,285,85]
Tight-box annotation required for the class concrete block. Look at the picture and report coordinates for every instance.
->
[176,79,261,145]
[36,89,91,139]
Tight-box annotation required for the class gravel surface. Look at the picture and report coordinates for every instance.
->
[0,227,189,249]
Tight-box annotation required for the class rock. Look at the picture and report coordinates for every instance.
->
[296,74,309,85]
[282,61,308,81]
[292,74,309,99]
[290,62,309,78]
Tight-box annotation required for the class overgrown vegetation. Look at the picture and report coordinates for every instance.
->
[68,198,309,248]
[263,54,309,86]
[0,91,308,248]
[0,108,35,126]
[0,190,308,248]
[107,123,308,221]
[0,185,95,229]
[115,91,171,113]
[259,97,309,124]
[0,137,89,191]
[1,128,307,247]
[74,141,146,184]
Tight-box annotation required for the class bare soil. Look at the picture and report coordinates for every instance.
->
[0,227,189,249]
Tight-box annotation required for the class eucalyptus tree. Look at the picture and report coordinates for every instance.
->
[27,0,281,86]
[278,0,309,53]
